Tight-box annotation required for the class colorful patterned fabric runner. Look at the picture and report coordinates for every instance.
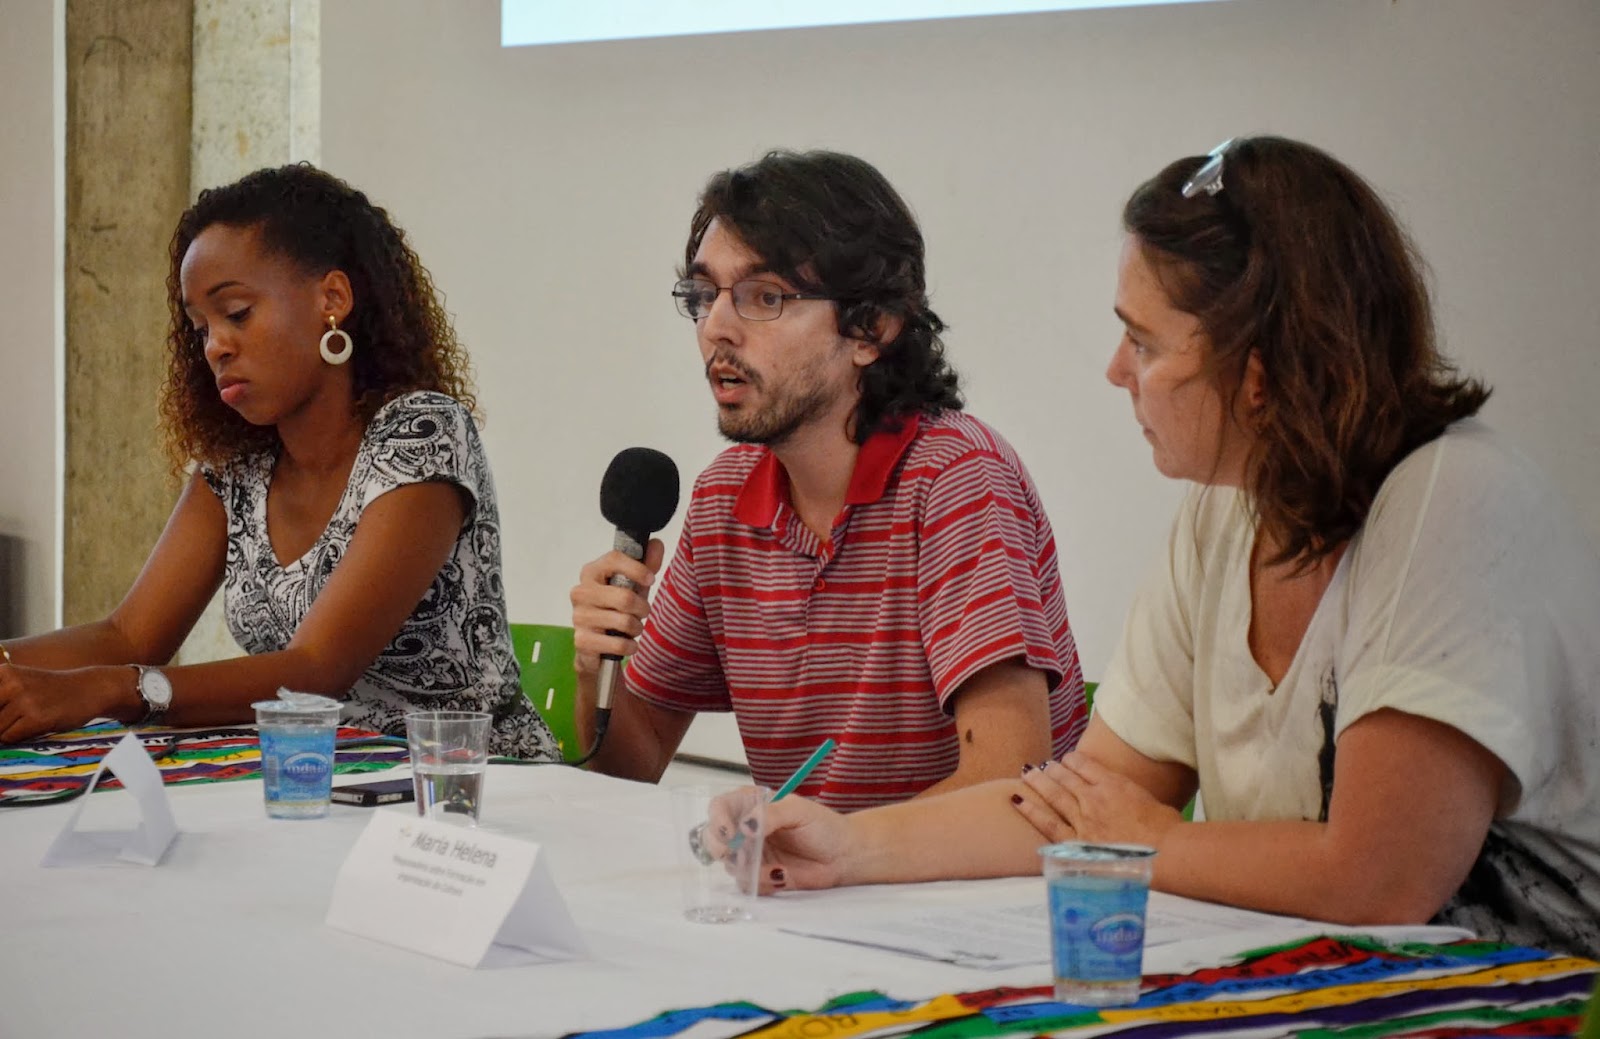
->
[0,721,407,805]
[562,936,1598,1039]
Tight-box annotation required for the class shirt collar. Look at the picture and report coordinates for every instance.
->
[732,415,921,529]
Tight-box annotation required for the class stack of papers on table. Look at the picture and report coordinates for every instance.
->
[779,891,1472,971]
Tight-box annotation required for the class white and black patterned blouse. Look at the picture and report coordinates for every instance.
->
[201,391,558,761]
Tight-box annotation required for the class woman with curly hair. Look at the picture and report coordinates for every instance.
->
[715,137,1600,956]
[0,164,558,761]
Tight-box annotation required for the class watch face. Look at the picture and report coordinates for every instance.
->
[141,668,174,709]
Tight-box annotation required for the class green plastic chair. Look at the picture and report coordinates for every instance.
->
[1581,974,1600,1039]
[508,623,580,762]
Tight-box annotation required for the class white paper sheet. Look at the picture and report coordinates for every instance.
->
[776,890,1463,971]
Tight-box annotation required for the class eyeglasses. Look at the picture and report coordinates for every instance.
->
[671,278,833,322]
[1181,138,1236,199]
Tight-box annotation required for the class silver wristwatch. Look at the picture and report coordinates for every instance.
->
[131,665,173,726]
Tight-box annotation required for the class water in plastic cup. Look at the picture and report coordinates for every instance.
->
[253,693,342,819]
[672,785,770,923]
[405,710,491,826]
[1040,842,1157,1007]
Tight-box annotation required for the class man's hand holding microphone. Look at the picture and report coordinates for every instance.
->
[567,447,679,772]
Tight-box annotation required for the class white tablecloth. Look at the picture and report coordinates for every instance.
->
[1,763,1066,1038]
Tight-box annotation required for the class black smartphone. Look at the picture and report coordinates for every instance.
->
[330,776,416,807]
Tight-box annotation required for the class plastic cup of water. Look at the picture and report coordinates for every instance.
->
[672,785,770,923]
[1040,842,1157,1006]
[253,693,342,819]
[405,710,491,826]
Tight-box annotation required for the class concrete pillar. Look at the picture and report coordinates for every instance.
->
[191,0,321,192]
[62,0,194,626]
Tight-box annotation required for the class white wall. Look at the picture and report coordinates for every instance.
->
[0,0,62,636]
[320,0,1600,761]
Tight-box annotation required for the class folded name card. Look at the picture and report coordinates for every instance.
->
[325,809,588,968]
[42,731,179,868]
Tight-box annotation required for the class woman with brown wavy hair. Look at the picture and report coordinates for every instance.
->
[713,137,1600,956]
[0,164,558,761]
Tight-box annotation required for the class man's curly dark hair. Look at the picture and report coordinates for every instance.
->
[160,162,475,471]
[683,150,962,442]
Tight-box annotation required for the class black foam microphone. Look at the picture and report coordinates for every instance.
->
[576,447,679,764]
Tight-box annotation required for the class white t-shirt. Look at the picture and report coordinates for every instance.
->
[1095,420,1600,955]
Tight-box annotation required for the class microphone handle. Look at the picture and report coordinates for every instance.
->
[596,526,649,710]
[595,657,624,712]
[612,526,648,563]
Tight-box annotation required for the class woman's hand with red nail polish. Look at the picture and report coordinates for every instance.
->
[1011,752,1180,848]
[745,794,857,894]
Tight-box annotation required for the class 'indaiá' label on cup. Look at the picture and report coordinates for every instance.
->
[261,729,334,806]
[1048,877,1150,983]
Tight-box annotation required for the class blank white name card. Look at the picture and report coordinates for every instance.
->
[42,732,178,868]
[325,809,588,968]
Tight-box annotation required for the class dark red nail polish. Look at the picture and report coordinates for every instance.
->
[1010,794,1024,805]
[1021,763,1035,774]
[770,867,786,883]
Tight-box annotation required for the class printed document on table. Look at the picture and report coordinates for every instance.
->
[779,891,1472,971]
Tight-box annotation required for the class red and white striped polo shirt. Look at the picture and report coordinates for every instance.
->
[626,411,1088,811]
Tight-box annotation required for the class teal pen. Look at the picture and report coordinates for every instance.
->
[694,738,835,862]
[771,737,837,801]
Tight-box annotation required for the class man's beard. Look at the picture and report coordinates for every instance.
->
[717,383,834,446]
[708,349,843,447]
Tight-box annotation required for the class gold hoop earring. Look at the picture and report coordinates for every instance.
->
[319,314,353,365]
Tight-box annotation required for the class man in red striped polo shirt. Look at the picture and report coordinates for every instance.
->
[571,150,1088,811]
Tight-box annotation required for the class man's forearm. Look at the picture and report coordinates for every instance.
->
[572,669,675,781]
